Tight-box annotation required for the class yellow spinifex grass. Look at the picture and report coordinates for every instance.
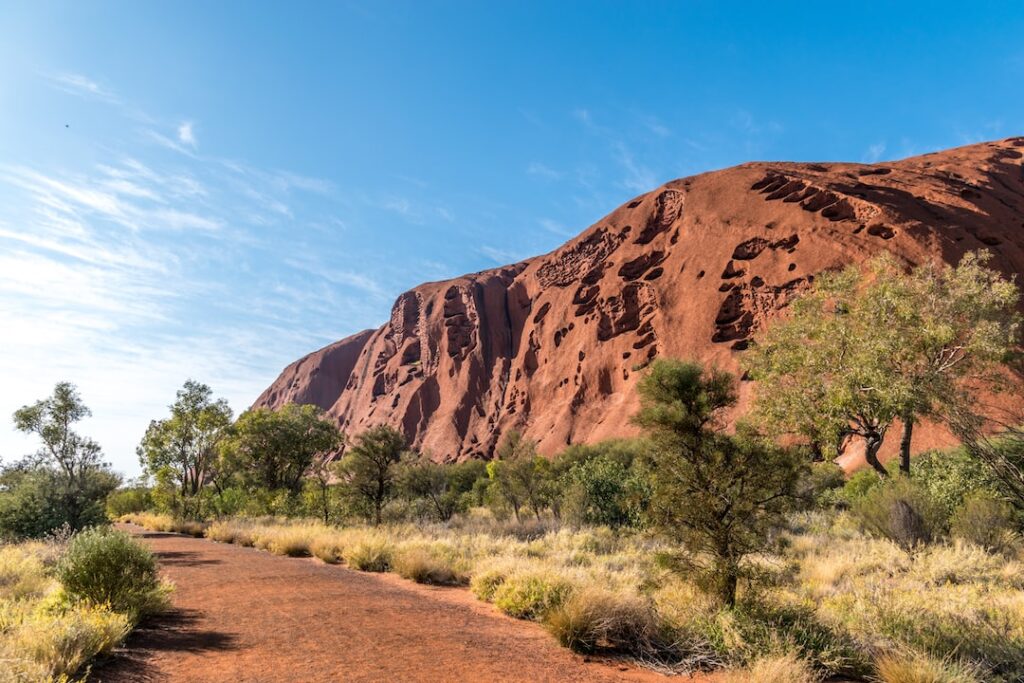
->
[0,541,130,682]
[125,509,1024,680]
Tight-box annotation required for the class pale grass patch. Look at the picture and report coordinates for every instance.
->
[717,652,820,683]
[874,650,983,683]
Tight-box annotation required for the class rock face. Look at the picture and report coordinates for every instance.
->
[255,138,1024,462]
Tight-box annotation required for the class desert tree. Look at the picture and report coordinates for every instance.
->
[9,382,118,531]
[219,404,343,496]
[486,430,554,522]
[337,424,407,525]
[634,359,805,607]
[137,380,232,517]
[744,251,1019,476]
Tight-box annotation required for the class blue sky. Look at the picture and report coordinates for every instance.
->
[1,1,1022,476]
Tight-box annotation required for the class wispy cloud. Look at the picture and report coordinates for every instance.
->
[0,73,384,474]
[44,72,120,103]
[863,142,887,163]
[527,162,562,181]
[178,121,198,148]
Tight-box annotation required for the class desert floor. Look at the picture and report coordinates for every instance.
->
[93,525,669,682]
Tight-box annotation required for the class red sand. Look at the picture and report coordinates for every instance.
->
[93,525,673,683]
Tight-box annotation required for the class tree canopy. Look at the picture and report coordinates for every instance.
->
[744,251,1019,475]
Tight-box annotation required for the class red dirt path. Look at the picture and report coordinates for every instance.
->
[93,525,670,682]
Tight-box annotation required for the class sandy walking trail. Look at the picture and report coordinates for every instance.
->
[93,525,668,682]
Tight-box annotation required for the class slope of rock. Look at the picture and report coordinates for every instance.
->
[255,138,1024,462]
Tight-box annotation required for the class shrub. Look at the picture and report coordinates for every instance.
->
[950,493,1019,553]
[57,527,169,619]
[105,486,153,519]
[874,650,983,683]
[392,546,464,585]
[491,571,576,620]
[839,468,882,504]
[914,447,996,517]
[852,478,945,550]
[344,536,393,572]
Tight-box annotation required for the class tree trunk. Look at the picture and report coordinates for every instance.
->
[717,566,738,608]
[864,431,889,477]
[899,418,914,476]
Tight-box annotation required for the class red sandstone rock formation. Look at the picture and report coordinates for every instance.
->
[255,138,1024,464]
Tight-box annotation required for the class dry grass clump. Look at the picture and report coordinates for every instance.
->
[8,603,131,679]
[344,535,394,572]
[392,545,466,585]
[205,520,256,546]
[119,512,207,537]
[310,534,345,564]
[717,652,820,683]
[546,586,661,655]
[260,525,317,557]
[874,650,983,683]
[490,568,577,620]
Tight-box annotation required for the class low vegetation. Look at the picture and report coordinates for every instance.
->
[0,530,171,681]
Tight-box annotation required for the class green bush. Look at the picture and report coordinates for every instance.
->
[914,448,996,517]
[105,486,153,519]
[57,527,169,619]
[491,572,576,620]
[838,469,882,505]
[852,477,945,551]
[950,493,1019,553]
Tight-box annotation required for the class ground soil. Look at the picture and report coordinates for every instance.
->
[92,525,672,682]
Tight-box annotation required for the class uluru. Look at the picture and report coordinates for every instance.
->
[255,138,1024,463]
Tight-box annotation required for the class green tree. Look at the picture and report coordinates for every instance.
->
[745,252,1019,476]
[337,425,407,525]
[634,359,805,607]
[401,457,488,521]
[220,404,343,495]
[486,430,553,522]
[9,382,119,532]
[137,380,233,517]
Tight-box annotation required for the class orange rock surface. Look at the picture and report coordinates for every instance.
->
[256,139,1024,463]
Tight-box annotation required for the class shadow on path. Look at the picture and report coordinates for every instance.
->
[153,550,222,567]
[92,609,237,682]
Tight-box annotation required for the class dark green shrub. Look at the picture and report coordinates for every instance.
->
[851,477,945,550]
[58,527,168,619]
[914,447,996,516]
[105,486,153,519]
[951,492,1019,553]
[837,468,882,506]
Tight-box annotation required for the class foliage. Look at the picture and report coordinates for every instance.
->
[137,380,233,518]
[0,461,118,540]
[58,527,170,620]
[559,452,649,528]
[851,477,946,551]
[400,457,485,521]
[219,404,343,494]
[950,492,1019,553]
[7,382,119,535]
[634,358,806,606]
[336,425,407,525]
[105,483,154,519]
[745,252,1019,476]
[486,430,557,522]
